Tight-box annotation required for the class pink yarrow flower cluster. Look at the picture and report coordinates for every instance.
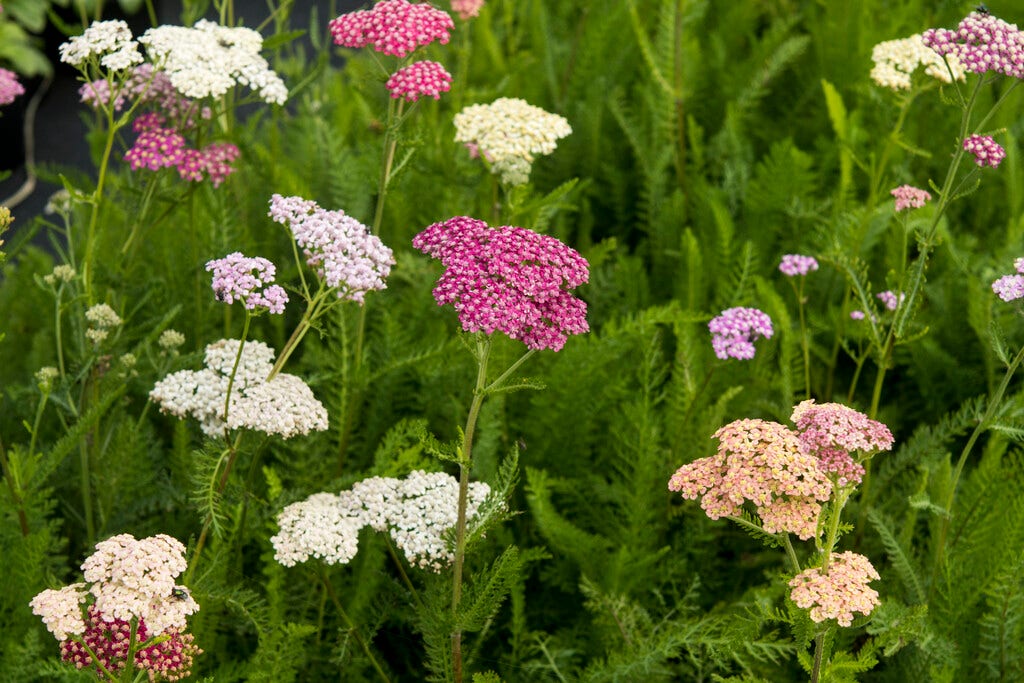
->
[125,113,239,186]
[451,0,485,20]
[923,11,1024,79]
[329,0,454,57]
[669,419,833,540]
[268,194,394,304]
[992,257,1024,302]
[963,133,1006,168]
[876,290,904,311]
[413,216,590,351]
[708,307,774,360]
[386,60,452,101]
[0,67,25,106]
[205,252,289,314]
[788,551,881,626]
[891,184,932,211]
[779,254,819,277]
[791,400,894,486]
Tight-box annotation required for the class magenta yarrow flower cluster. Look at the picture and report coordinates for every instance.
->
[205,252,288,314]
[413,216,590,351]
[992,257,1024,302]
[708,307,774,360]
[0,67,25,106]
[386,60,452,101]
[963,133,1006,168]
[788,551,881,627]
[779,254,819,277]
[451,0,485,20]
[790,400,894,486]
[669,419,833,540]
[891,184,932,211]
[329,0,454,57]
[30,534,200,680]
[125,113,240,186]
[268,194,395,304]
[876,290,904,311]
[923,11,1024,79]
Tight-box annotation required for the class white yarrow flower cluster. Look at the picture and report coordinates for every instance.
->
[272,470,491,572]
[81,534,199,636]
[150,339,328,438]
[454,97,572,185]
[59,20,143,70]
[85,303,123,346]
[30,584,89,641]
[870,33,965,90]
[139,20,288,104]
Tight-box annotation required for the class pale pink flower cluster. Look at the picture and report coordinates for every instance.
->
[60,605,201,681]
[451,0,485,20]
[150,339,329,439]
[992,257,1024,302]
[205,252,288,314]
[0,67,25,106]
[788,551,881,626]
[268,194,395,304]
[708,307,774,360]
[272,470,490,572]
[963,133,1006,168]
[890,184,932,211]
[386,60,452,102]
[923,11,1024,79]
[876,290,904,311]
[30,584,89,641]
[779,254,819,277]
[413,215,590,351]
[790,400,894,486]
[329,0,454,57]
[668,419,833,540]
[80,64,211,127]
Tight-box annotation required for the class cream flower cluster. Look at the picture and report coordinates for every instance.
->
[85,303,123,346]
[454,97,572,185]
[870,33,965,90]
[788,551,881,626]
[30,584,89,641]
[150,339,328,439]
[272,470,491,572]
[139,20,288,104]
[59,20,143,71]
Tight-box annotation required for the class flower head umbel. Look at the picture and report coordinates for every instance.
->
[791,400,894,486]
[876,290,904,311]
[870,33,965,90]
[963,133,1006,168]
[139,20,288,104]
[272,470,490,572]
[151,339,329,438]
[708,307,774,360]
[386,60,452,102]
[454,97,572,185]
[788,551,881,626]
[0,68,25,106]
[891,184,932,211]
[413,216,590,351]
[59,20,143,70]
[923,11,1024,80]
[668,419,832,540]
[31,534,201,681]
[268,194,395,303]
[329,0,454,57]
[205,252,288,314]
[451,0,485,21]
[992,257,1024,302]
[779,254,819,277]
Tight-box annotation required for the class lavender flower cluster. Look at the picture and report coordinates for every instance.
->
[708,307,774,360]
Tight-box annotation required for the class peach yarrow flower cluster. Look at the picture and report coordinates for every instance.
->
[788,551,881,626]
[668,419,833,540]
[790,400,894,486]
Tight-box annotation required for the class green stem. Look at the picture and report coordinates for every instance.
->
[267,289,329,380]
[811,632,825,683]
[121,174,161,256]
[384,536,422,607]
[483,349,536,392]
[82,109,119,306]
[931,343,1024,585]
[73,635,119,681]
[320,569,392,683]
[451,336,492,683]
[55,285,67,378]
[371,98,405,236]
[222,315,252,425]
[186,432,244,581]
[0,436,30,537]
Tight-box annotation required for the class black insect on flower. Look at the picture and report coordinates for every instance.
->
[976,3,990,15]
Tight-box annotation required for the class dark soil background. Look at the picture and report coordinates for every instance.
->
[0,0,362,235]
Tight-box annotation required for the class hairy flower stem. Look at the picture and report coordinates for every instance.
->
[810,486,851,683]
[267,288,330,381]
[452,337,491,683]
[321,569,392,683]
[811,633,825,683]
[930,343,1024,589]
